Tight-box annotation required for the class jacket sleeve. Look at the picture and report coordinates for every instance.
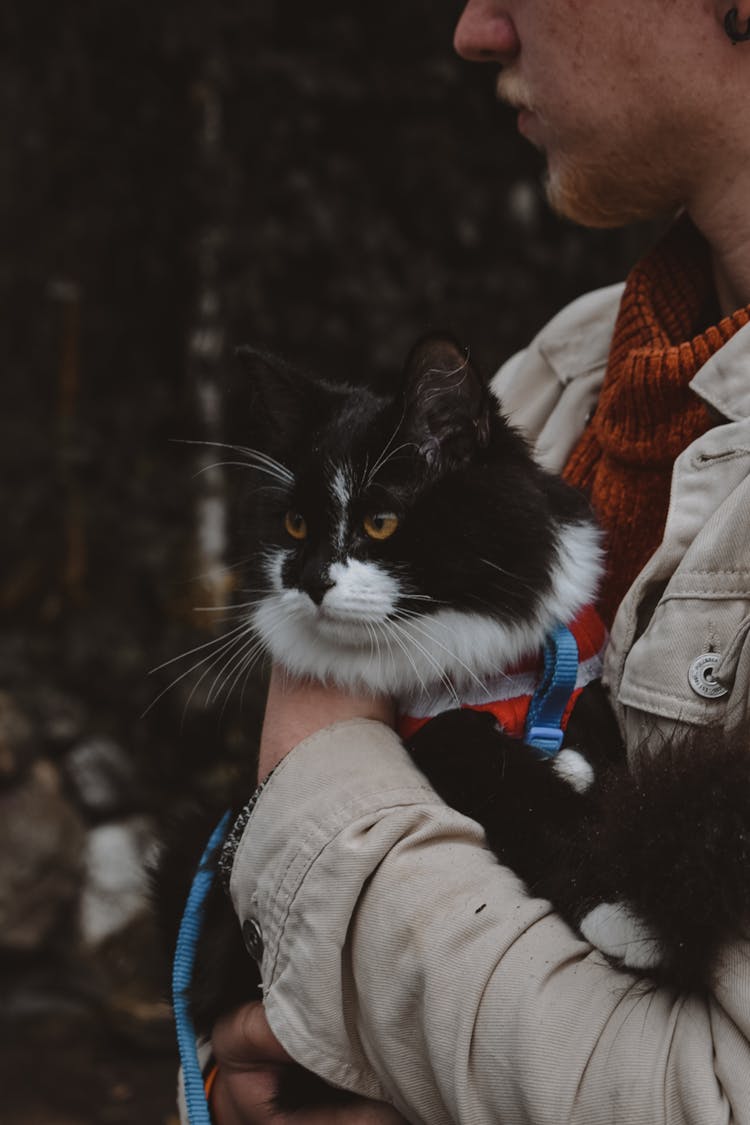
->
[229,718,750,1125]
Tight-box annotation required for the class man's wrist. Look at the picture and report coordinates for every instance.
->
[258,667,395,782]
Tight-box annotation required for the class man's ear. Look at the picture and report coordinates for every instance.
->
[235,345,338,453]
[719,1,750,40]
[401,333,492,471]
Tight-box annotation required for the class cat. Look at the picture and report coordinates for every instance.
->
[158,332,750,1113]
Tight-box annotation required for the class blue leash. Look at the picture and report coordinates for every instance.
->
[524,623,579,757]
[173,809,232,1125]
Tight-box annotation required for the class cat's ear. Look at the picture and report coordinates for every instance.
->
[235,345,338,450]
[401,333,492,471]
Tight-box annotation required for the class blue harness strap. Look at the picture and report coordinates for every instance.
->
[524,623,579,757]
[173,810,232,1125]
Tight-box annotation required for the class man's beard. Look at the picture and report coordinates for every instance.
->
[544,150,682,229]
[496,69,684,228]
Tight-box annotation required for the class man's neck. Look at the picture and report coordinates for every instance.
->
[689,168,750,317]
[711,252,750,319]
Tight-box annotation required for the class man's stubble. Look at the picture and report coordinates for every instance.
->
[497,69,686,229]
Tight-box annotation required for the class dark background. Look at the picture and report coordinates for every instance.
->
[1,2,653,1121]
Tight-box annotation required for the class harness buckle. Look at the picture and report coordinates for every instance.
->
[526,724,565,757]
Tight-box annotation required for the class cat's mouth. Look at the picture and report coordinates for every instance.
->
[313,605,387,644]
[316,604,380,624]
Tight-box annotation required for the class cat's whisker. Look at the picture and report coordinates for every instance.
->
[374,618,401,683]
[379,619,429,698]
[239,652,261,712]
[196,462,292,487]
[231,611,304,716]
[191,613,256,628]
[197,602,300,714]
[206,632,260,704]
[182,630,256,720]
[191,461,292,484]
[178,634,260,729]
[421,361,469,405]
[479,558,541,599]
[359,452,370,492]
[364,620,387,684]
[224,605,308,705]
[173,439,294,487]
[393,611,490,695]
[392,611,489,695]
[363,619,376,666]
[208,628,267,709]
[253,484,290,498]
[185,623,257,691]
[221,640,270,719]
[366,441,417,486]
[365,408,407,487]
[389,619,460,707]
[143,623,255,719]
[148,619,254,675]
[192,595,266,613]
[186,555,256,586]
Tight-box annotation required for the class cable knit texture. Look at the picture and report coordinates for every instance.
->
[563,219,750,625]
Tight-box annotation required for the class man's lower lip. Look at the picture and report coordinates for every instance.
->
[517,108,533,134]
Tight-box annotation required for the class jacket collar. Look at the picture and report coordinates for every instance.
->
[535,283,623,386]
[690,320,750,423]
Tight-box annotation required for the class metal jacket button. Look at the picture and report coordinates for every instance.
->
[688,653,729,699]
[242,917,264,962]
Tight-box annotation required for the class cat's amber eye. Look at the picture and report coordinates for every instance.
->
[363,512,399,541]
[284,511,308,540]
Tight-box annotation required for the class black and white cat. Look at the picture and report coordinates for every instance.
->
[160,333,750,1111]
[245,340,602,702]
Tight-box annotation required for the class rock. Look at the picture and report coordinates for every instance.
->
[89,912,174,1049]
[35,686,87,749]
[79,817,158,947]
[0,691,35,785]
[64,735,139,819]
[0,760,86,952]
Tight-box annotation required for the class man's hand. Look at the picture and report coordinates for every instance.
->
[258,667,395,782]
[211,1001,408,1124]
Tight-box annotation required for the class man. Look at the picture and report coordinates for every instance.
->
[202,0,750,1121]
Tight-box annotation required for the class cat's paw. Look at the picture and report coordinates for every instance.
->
[552,748,595,794]
[406,708,508,814]
[579,901,664,971]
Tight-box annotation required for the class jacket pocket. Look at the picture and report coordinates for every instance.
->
[617,586,750,731]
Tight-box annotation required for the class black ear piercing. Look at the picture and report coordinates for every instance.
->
[725,7,750,43]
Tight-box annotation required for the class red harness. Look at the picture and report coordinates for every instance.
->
[397,604,607,742]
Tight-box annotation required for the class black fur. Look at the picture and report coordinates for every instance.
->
[410,703,750,994]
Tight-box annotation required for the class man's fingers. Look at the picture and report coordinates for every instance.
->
[210,1001,411,1124]
[212,1001,293,1068]
[211,1065,285,1125]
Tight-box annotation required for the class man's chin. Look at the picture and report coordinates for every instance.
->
[543,160,678,230]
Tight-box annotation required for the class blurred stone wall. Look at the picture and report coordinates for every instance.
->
[1,0,656,1118]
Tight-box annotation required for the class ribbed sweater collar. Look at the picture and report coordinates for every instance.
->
[563,217,750,625]
[592,217,750,467]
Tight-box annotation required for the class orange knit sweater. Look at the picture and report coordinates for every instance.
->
[563,219,750,626]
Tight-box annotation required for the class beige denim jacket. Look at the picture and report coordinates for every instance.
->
[226,286,750,1125]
